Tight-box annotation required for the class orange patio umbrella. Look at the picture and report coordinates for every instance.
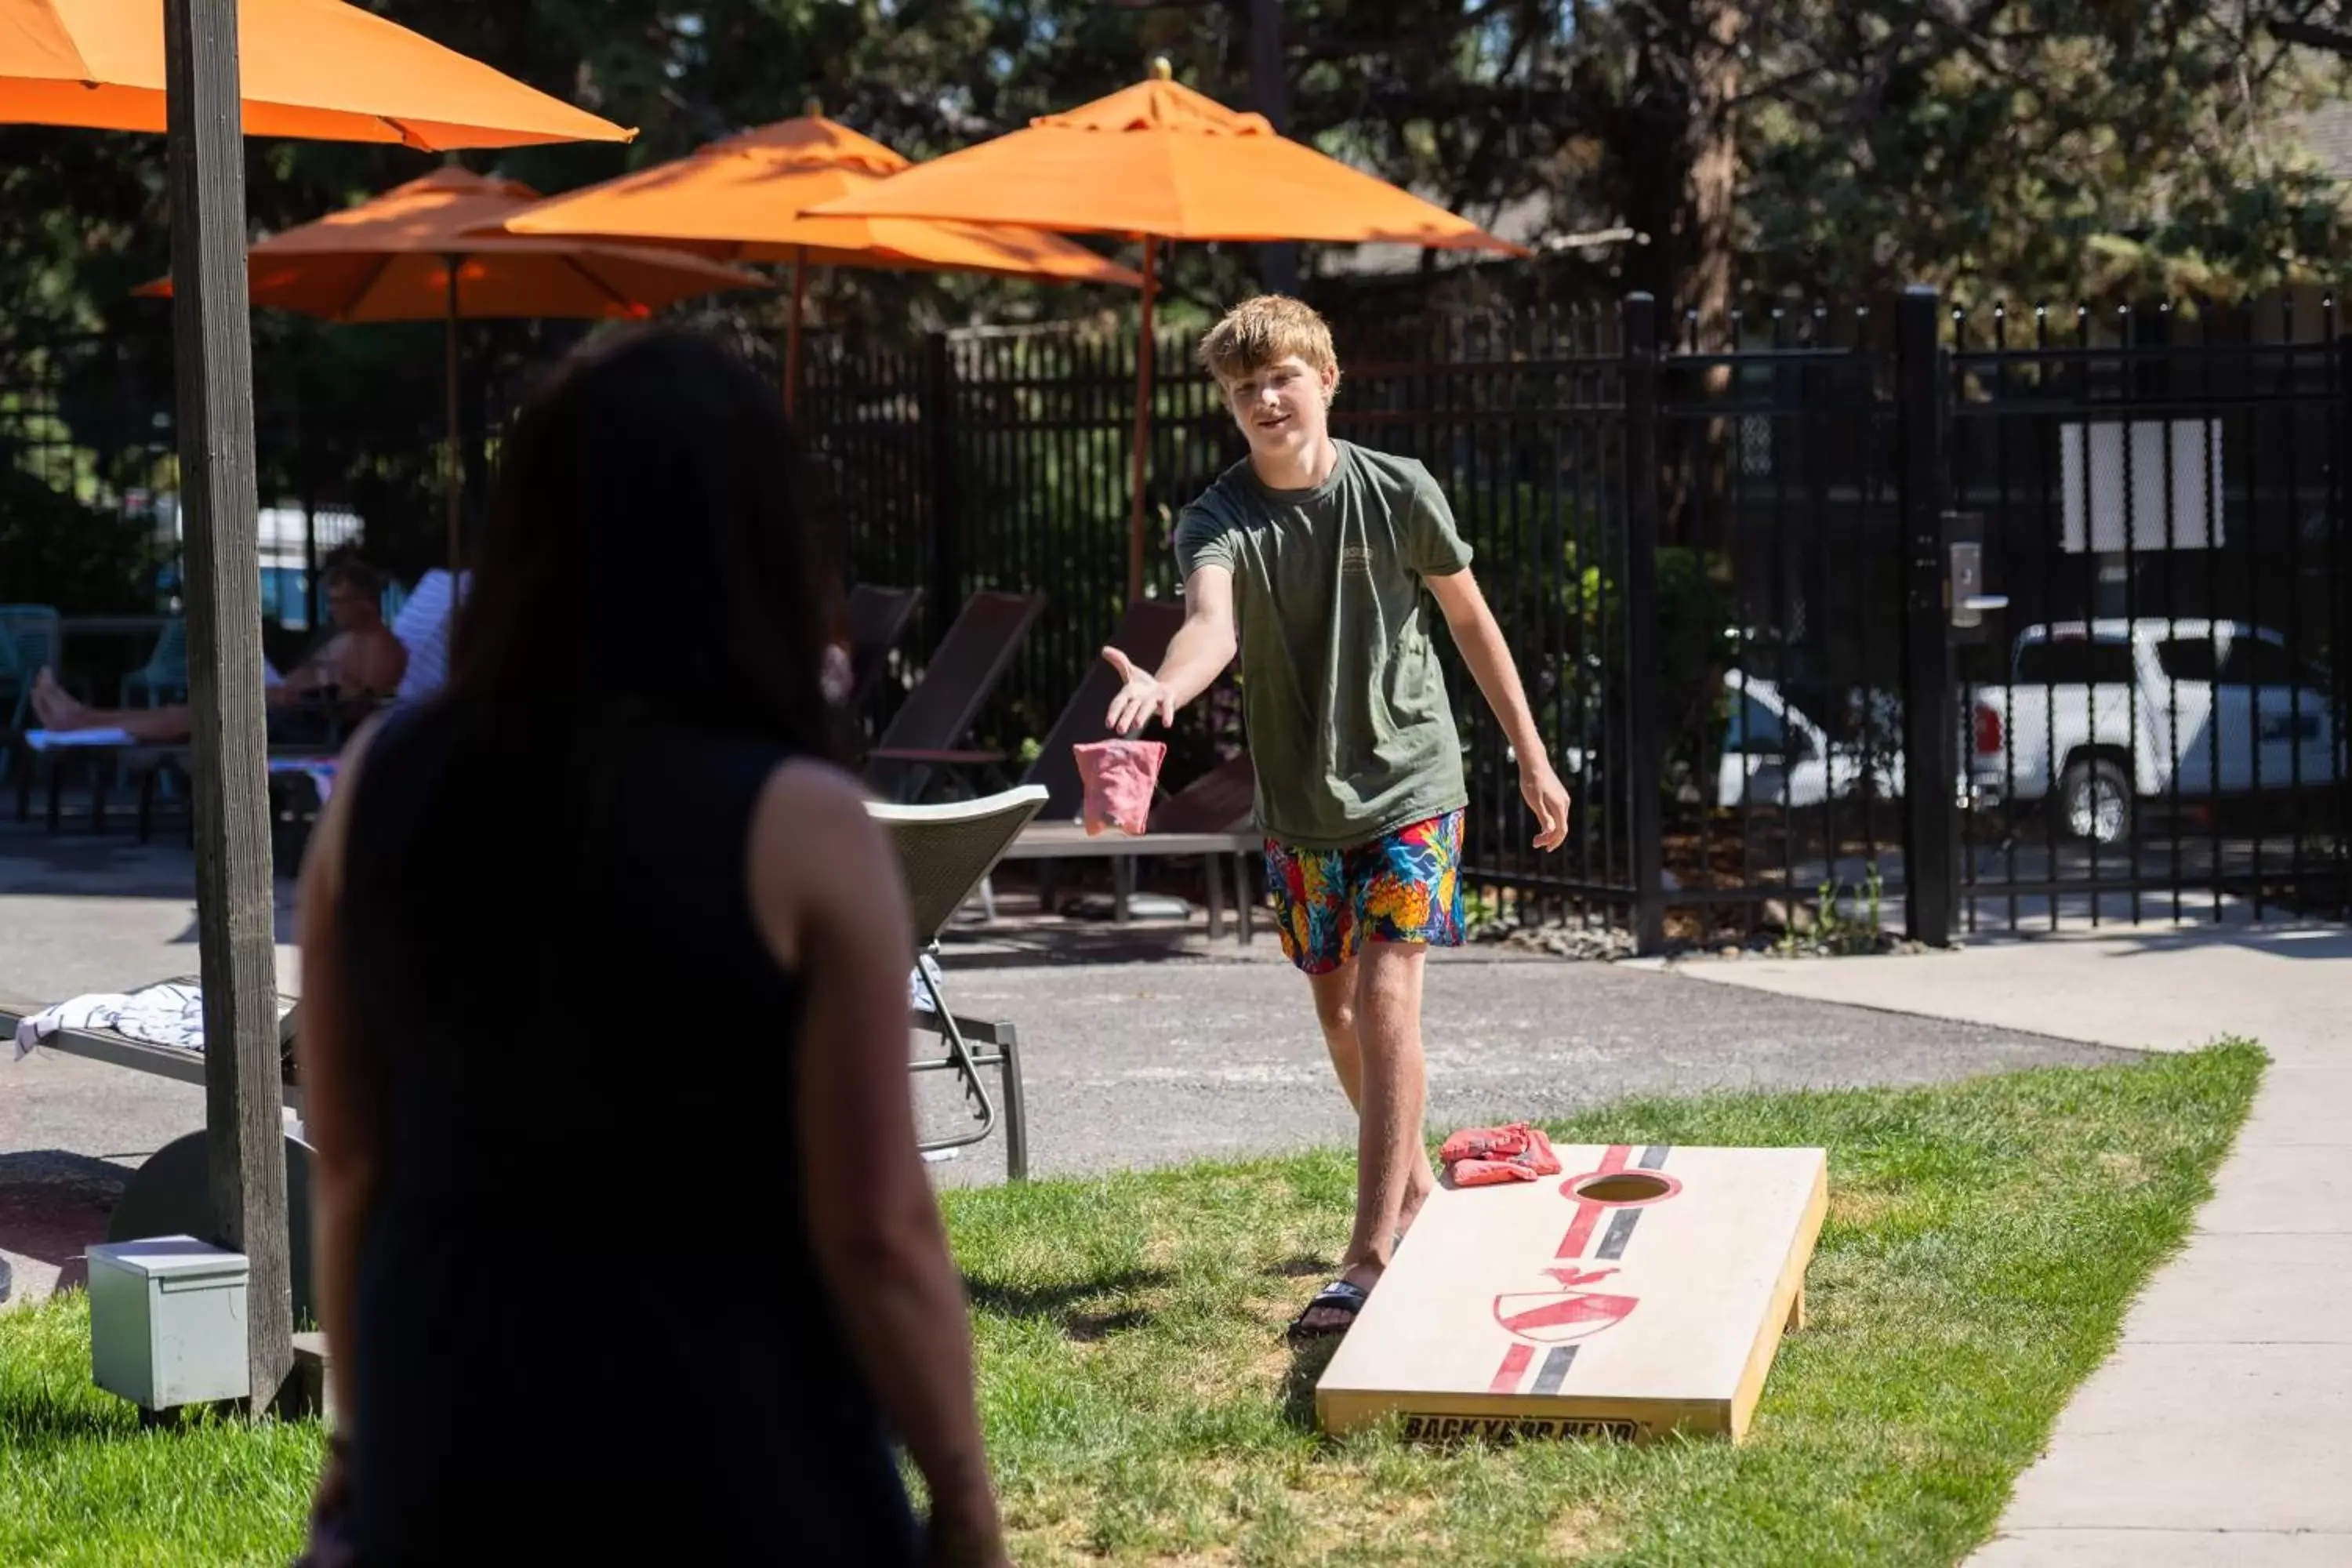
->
[0,0,628,148]
[492,108,1142,414]
[140,166,768,570]
[808,60,1525,601]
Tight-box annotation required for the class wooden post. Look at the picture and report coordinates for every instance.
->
[445,258,463,572]
[162,0,296,1415]
[1127,236,1159,607]
[785,246,808,419]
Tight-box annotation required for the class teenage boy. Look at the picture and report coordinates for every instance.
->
[1105,296,1570,1341]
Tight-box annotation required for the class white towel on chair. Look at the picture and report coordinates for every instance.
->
[393,570,467,702]
[14,982,209,1060]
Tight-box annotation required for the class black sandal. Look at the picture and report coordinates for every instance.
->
[1285,1278,1370,1344]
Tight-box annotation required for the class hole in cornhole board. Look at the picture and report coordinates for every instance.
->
[1569,1172,1675,1204]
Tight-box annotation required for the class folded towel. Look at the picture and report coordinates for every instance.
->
[14,981,207,1060]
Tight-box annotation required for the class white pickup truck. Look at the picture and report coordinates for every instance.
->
[1967,619,2342,845]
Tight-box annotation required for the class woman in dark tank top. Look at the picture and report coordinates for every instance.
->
[290,329,1007,1566]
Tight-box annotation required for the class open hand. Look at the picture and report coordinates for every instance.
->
[1102,646,1175,736]
[1521,757,1571,851]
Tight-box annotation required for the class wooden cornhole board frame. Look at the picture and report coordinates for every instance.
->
[1317,1143,1828,1443]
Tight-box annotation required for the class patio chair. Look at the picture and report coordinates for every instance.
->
[844,582,923,712]
[119,616,190,706]
[864,589,1045,802]
[1000,752,1262,940]
[869,784,1049,1180]
[1016,600,1185,821]
[869,601,1255,938]
[0,605,62,777]
[0,979,317,1321]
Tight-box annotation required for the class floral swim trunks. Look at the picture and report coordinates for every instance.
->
[1264,810,1467,975]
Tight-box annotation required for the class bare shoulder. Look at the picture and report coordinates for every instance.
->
[745,757,896,964]
[357,625,409,689]
[751,757,876,835]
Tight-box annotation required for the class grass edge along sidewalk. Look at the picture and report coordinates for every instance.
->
[1,1044,2262,1566]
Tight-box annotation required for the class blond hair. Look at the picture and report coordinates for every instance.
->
[1196,294,1340,398]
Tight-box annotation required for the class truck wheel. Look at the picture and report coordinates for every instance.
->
[2060,758,2132,845]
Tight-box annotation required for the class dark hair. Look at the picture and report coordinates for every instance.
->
[321,558,382,598]
[446,325,841,757]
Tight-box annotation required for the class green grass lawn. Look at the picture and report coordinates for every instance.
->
[1,1044,2259,1566]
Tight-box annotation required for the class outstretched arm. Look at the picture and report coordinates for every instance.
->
[1426,568,1570,851]
[1104,567,1238,735]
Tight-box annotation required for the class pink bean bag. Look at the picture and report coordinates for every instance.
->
[1073,738,1167,837]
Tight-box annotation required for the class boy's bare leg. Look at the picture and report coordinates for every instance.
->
[1307,959,1364,1112]
[1308,955,1436,1228]
[1341,942,1435,1279]
[1293,944,1439,1335]
[1355,942,1438,1247]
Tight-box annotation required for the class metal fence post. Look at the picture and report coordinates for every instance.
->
[2336,334,2352,918]
[921,332,960,623]
[1896,285,1956,946]
[1621,293,1666,953]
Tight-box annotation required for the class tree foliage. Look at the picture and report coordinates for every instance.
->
[4,1,2347,346]
[1,1,2347,601]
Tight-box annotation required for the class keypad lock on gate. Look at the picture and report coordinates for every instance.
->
[1946,513,2009,633]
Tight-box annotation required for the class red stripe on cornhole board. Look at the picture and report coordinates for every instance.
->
[1490,1343,1534,1393]
[1555,1143,1633,1260]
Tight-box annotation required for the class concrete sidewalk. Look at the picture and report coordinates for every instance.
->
[1674,926,2351,1566]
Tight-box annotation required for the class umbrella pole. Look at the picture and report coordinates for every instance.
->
[445,257,462,574]
[785,247,809,419]
[1127,236,1159,606]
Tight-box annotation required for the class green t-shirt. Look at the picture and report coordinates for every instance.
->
[1174,441,1472,851]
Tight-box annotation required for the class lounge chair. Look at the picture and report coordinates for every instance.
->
[864,589,1045,802]
[844,582,923,713]
[873,601,1259,938]
[120,616,191,706]
[390,569,465,703]
[868,785,1048,1180]
[1016,601,1185,820]
[1000,753,1262,941]
[0,979,317,1320]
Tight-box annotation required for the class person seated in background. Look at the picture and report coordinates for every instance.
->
[29,558,408,744]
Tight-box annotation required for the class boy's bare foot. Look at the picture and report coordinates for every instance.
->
[1286,1258,1383,1342]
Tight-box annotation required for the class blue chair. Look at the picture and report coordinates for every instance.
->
[0,604,62,723]
[0,605,64,781]
[120,616,190,706]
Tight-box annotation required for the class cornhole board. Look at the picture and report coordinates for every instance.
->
[1317,1143,1827,1444]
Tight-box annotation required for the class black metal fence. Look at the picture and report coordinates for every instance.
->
[6,289,2347,944]
[1950,298,2352,930]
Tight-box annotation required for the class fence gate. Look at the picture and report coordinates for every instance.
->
[1944,299,2352,932]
